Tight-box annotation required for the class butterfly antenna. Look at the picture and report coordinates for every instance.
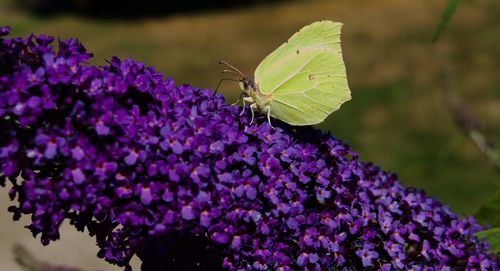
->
[218,61,246,78]
[221,69,241,75]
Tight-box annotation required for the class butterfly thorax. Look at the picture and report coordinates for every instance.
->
[239,77,271,112]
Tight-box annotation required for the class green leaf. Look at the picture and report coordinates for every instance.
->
[475,189,500,227]
[476,227,500,253]
[433,0,462,42]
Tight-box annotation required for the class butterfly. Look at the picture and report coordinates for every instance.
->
[219,20,351,126]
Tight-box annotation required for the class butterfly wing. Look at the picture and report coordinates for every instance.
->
[254,20,351,126]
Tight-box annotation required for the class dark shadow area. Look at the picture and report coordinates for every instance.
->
[137,231,223,271]
[15,0,291,19]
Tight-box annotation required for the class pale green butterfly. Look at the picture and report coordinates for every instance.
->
[219,20,351,126]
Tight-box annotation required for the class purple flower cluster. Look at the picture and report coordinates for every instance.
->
[0,26,498,271]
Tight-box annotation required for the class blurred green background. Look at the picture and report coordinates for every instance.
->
[1,0,499,270]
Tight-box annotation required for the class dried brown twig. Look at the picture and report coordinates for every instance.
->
[13,244,83,271]
[442,64,500,175]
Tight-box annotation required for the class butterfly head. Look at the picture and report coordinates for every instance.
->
[239,77,258,94]
[218,61,262,99]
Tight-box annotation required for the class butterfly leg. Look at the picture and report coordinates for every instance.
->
[249,103,258,125]
[241,96,254,116]
[264,105,273,128]
[240,98,246,116]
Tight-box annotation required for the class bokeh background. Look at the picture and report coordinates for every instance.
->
[1,0,499,270]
